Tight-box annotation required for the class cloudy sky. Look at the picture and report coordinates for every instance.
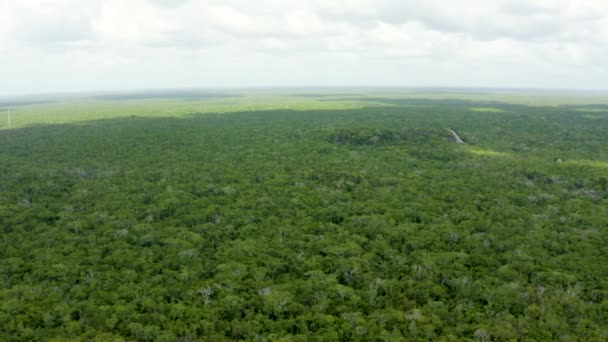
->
[1,0,607,95]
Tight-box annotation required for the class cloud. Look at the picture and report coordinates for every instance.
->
[148,0,192,8]
[372,1,565,42]
[3,1,99,47]
[0,0,607,95]
[5,0,606,49]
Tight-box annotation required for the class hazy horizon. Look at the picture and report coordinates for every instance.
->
[3,85,608,100]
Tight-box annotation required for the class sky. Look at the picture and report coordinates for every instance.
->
[1,0,608,96]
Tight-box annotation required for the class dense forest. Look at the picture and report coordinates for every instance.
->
[0,97,607,341]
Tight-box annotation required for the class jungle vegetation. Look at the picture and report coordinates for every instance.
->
[0,92,607,341]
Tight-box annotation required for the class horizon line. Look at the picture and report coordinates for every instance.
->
[2,85,608,99]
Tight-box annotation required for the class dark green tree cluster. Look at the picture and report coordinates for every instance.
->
[1,101,607,341]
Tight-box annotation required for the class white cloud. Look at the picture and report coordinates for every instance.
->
[3,1,99,46]
[93,0,207,46]
[0,0,607,95]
